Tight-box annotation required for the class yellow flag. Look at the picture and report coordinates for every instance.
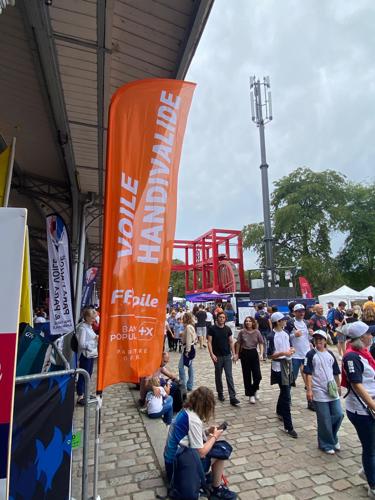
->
[19,227,33,325]
[0,146,10,206]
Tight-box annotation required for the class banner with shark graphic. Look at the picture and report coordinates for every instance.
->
[9,374,75,500]
[46,214,74,336]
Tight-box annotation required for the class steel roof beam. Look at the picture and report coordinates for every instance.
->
[20,0,80,247]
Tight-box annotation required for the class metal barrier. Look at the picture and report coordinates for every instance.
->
[15,369,91,500]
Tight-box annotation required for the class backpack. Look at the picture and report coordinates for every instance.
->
[257,311,270,331]
[169,447,208,500]
[327,308,335,326]
[171,380,187,413]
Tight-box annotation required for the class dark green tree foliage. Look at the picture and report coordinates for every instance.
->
[337,183,375,289]
[169,259,186,298]
[242,168,349,294]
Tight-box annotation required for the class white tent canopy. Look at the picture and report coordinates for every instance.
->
[318,285,366,312]
[360,286,375,297]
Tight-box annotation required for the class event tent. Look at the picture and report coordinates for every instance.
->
[318,285,365,311]
[360,286,375,297]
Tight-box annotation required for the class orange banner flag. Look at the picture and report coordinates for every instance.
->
[97,79,196,390]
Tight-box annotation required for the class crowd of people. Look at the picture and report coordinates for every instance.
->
[138,297,375,499]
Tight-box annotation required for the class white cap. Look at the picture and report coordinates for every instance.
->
[347,321,369,339]
[293,303,305,312]
[312,330,327,340]
[271,312,285,323]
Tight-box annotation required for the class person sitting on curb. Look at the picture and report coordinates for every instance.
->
[164,386,237,499]
[146,377,173,426]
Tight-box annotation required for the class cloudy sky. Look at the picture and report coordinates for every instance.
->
[175,0,375,267]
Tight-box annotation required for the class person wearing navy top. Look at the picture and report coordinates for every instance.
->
[303,330,343,455]
[342,321,375,498]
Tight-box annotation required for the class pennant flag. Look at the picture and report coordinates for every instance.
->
[0,208,26,499]
[46,214,74,336]
[97,79,195,390]
[19,227,33,325]
[299,276,313,299]
[10,374,75,500]
[0,146,10,206]
[81,267,98,309]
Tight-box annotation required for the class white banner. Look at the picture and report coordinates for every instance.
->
[46,214,74,335]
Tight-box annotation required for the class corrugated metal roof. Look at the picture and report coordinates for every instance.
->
[0,0,214,277]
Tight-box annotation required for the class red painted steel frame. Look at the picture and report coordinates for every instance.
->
[172,229,249,294]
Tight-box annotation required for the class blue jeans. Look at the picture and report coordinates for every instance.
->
[77,354,94,396]
[292,358,304,380]
[148,395,174,425]
[314,399,343,451]
[178,354,194,391]
[347,410,375,488]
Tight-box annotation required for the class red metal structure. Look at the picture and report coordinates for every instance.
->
[173,229,248,294]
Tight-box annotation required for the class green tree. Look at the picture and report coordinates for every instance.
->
[242,167,348,294]
[169,259,186,297]
[336,183,375,289]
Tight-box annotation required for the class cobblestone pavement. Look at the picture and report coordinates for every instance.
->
[72,346,369,499]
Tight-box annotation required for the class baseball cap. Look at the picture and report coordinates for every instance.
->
[293,304,305,312]
[347,321,370,339]
[271,312,285,322]
[312,330,327,340]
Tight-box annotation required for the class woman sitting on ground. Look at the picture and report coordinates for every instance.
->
[164,386,236,499]
[146,377,173,426]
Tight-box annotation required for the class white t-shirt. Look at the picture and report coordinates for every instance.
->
[271,330,291,373]
[303,349,341,402]
[179,409,204,449]
[146,386,167,414]
[343,352,375,415]
[206,312,214,324]
[290,319,310,359]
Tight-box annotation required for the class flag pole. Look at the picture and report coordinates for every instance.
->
[3,137,16,207]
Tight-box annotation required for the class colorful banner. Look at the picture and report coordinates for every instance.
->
[0,208,26,499]
[97,79,195,390]
[10,374,75,500]
[46,214,74,336]
[299,276,313,299]
[81,267,98,308]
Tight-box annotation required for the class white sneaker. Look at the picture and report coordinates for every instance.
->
[255,391,260,401]
[359,468,367,481]
[334,442,341,451]
[324,449,335,455]
[249,396,256,404]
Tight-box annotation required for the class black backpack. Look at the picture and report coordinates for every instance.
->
[257,311,270,331]
[169,447,208,500]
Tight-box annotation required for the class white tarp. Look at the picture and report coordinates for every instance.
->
[319,285,365,312]
[360,285,375,297]
[46,214,74,335]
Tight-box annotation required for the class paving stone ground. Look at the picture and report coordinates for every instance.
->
[72,345,370,499]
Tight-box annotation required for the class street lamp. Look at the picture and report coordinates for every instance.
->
[250,76,274,290]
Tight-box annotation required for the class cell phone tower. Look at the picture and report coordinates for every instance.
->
[250,76,275,289]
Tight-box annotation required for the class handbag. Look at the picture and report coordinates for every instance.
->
[207,440,233,460]
[316,350,338,399]
[183,345,196,367]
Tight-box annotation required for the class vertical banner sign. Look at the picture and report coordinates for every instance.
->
[81,267,98,308]
[97,79,195,390]
[299,276,313,299]
[46,215,74,335]
[10,374,75,500]
[0,208,26,500]
[19,227,33,326]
